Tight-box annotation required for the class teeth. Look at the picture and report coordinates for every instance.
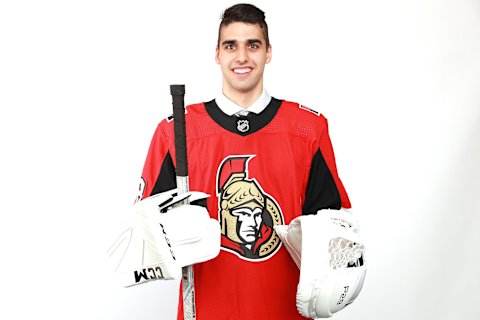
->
[234,68,251,74]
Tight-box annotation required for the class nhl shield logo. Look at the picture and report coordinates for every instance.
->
[237,119,250,133]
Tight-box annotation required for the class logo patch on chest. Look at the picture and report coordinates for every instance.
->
[216,155,284,261]
[236,119,250,133]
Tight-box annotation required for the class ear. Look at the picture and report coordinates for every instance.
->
[266,44,272,64]
[215,46,220,64]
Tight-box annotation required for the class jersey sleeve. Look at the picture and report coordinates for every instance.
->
[138,121,176,201]
[302,115,351,214]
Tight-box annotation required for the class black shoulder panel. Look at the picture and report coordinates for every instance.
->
[302,148,341,214]
[150,151,177,196]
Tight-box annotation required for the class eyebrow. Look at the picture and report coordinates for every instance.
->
[221,40,236,47]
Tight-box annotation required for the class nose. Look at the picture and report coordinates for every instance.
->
[236,46,249,63]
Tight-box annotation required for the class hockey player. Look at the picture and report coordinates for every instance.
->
[109,3,366,319]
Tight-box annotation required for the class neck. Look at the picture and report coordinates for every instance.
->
[222,84,263,108]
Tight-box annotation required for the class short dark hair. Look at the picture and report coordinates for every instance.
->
[217,3,270,48]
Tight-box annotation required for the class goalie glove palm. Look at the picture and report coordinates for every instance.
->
[107,189,220,287]
[274,210,366,318]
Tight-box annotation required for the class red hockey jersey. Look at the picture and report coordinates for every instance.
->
[139,98,351,320]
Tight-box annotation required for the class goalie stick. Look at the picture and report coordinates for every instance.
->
[170,84,196,320]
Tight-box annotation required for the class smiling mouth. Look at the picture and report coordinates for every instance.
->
[233,67,252,74]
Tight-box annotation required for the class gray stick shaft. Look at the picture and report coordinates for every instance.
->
[177,176,195,320]
[182,267,195,320]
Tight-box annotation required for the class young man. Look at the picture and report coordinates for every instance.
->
[137,4,361,320]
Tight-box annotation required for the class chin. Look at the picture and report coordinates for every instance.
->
[231,83,258,93]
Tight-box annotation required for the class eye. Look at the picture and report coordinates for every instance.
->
[249,43,259,49]
[225,44,236,51]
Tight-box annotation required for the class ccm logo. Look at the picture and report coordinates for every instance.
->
[337,286,350,305]
[134,267,164,283]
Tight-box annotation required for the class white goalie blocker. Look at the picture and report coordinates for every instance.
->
[274,209,366,318]
[107,189,221,287]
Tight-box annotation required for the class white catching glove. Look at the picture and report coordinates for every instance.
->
[107,189,220,287]
[274,209,366,318]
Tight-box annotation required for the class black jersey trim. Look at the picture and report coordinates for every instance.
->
[204,98,282,136]
[150,151,177,196]
[302,148,342,214]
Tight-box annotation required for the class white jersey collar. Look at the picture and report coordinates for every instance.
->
[215,89,272,116]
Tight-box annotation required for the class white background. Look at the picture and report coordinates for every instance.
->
[1,0,479,319]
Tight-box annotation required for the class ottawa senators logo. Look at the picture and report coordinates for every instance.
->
[216,155,284,261]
